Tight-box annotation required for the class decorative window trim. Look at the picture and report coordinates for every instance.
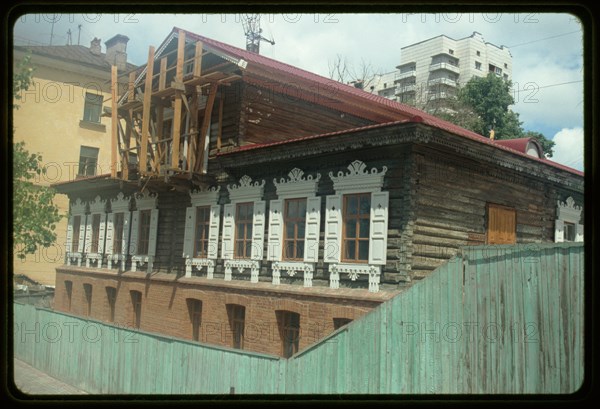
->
[325,160,389,292]
[85,195,107,268]
[106,192,132,270]
[66,198,87,267]
[130,191,159,273]
[268,168,321,287]
[222,176,266,283]
[273,168,321,199]
[272,261,314,288]
[183,186,221,278]
[227,175,265,203]
[329,160,387,195]
[555,196,583,242]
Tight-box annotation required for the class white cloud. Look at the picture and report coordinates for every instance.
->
[550,127,583,171]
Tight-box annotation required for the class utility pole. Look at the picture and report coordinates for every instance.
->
[49,14,56,45]
[66,29,72,45]
[77,24,82,45]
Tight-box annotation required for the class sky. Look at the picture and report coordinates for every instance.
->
[12,11,585,171]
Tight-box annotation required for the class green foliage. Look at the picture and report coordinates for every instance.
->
[436,73,555,157]
[13,142,63,259]
[458,73,518,138]
[13,52,35,109]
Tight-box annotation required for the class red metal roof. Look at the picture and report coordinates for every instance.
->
[494,137,533,153]
[175,27,582,177]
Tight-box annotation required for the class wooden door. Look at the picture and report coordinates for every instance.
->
[487,203,516,244]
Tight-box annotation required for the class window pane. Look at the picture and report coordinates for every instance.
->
[297,222,305,239]
[360,195,371,215]
[347,195,358,215]
[345,221,357,238]
[237,224,245,239]
[246,224,252,239]
[359,219,370,238]
[358,241,369,261]
[245,242,252,258]
[296,241,304,259]
[236,241,244,257]
[345,240,356,260]
[287,200,297,218]
[286,222,295,239]
[298,199,306,216]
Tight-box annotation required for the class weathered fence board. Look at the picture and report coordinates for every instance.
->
[14,243,583,394]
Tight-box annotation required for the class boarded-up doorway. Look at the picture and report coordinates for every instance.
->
[487,203,516,244]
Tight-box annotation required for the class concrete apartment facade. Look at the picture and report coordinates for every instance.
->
[371,32,512,105]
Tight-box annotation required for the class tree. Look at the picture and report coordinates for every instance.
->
[328,54,380,91]
[13,53,62,260]
[458,73,518,138]
[13,143,63,259]
[455,73,554,157]
[13,51,34,109]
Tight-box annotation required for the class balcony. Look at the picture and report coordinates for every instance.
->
[429,62,460,74]
[428,91,454,101]
[395,70,416,81]
[428,77,458,87]
[395,84,417,94]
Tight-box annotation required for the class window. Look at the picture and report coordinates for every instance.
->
[278,311,300,358]
[106,287,116,322]
[342,193,371,262]
[503,74,508,81]
[187,299,202,341]
[65,280,73,310]
[78,146,99,177]
[83,284,92,317]
[235,202,254,259]
[72,215,81,252]
[475,61,482,70]
[504,63,508,68]
[564,222,576,242]
[90,214,101,253]
[137,209,151,255]
[476,50,481,56]
[448,49,454,55]
[487,203,516,244]
[113,212,124,254]
[227,304,246,349]
[130,290,142,329]
[194,206,211,258]
[83,92,103,123]
[333,318,353,330]
[283,198,306,261]
[555,197,583,243]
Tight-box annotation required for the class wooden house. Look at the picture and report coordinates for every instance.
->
[52,28,584,357]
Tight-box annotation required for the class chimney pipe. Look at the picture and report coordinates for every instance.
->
[90,37,102,56]
[105,34,130,71]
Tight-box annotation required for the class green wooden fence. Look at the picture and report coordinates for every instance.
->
[14,243,584,394]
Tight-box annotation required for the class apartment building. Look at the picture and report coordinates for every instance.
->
[395,31,512,105]
[13,35,136,285]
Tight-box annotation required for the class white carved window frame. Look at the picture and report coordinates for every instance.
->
[85,195,107,268]
[268,168,321,288]
[130,191,159,273]
[183,187,221,279]
[325,160,389,292]
[106,192,132,270]
[555,196,583,243]
[221,175,266,283]
[66,198,87,267]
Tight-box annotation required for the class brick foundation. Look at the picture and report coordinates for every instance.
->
[55,266,398,357]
